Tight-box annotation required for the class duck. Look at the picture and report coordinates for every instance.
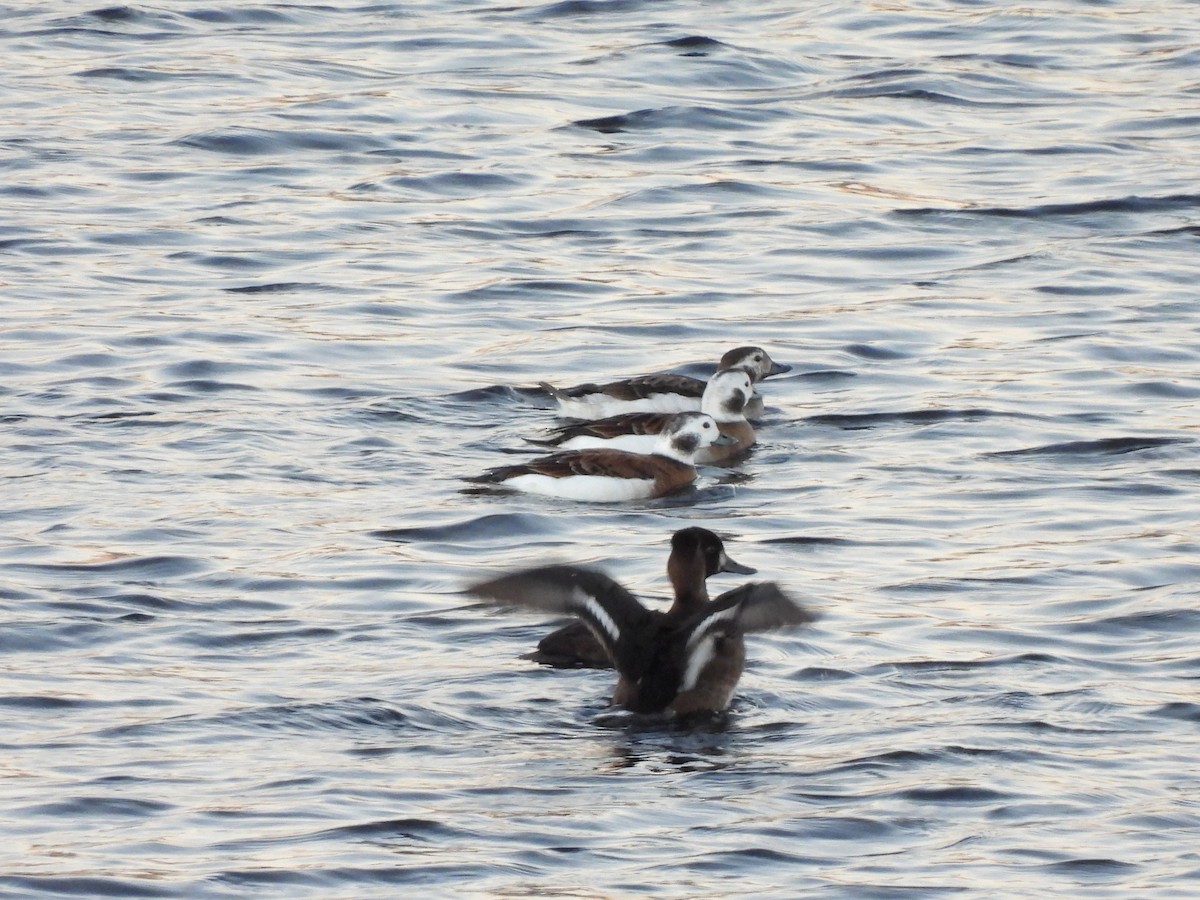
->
[469,558,815,716]
[528,368,756,465]
[540,346,790,421]
[526,526,757,668]
[466,411,729,502]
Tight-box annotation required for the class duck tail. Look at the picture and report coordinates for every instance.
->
[463,465,509,484]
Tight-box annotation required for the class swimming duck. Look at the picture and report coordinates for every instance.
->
[469,560,815,716]
[527,526,756,668]
[529,368,755,465]
[541,346,790,420]
[466,411,728,501]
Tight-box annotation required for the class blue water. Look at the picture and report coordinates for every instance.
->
[2,1,1199,896]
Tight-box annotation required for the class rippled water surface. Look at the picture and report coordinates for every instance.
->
[3,1,1199,896]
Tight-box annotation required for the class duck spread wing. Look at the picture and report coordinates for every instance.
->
[733,584,817,633]
[468,565,656,666]
[681,582,816,647]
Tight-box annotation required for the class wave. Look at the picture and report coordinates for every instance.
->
[988,436,1188,457]
[807,408,1012,429]
[897,193,1200,220]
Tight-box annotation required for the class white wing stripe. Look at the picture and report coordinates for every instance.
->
[681,635,716,692]
[686,605,738,650]
[574,588,620,644]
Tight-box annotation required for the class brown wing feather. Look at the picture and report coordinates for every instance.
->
[539,449,660,479]
[481,449,681,482]
[539,412,676,445]
[600,374,705,401]
[556,373,705,401]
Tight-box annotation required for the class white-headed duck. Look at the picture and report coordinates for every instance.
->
[530,368,755,465]
[467,412,729,501]
[540,346,789,421]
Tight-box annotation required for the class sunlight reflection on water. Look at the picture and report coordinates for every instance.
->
[1,0,1198,896]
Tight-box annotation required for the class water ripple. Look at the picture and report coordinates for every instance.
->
[989,436,1189,458]
[2,0,1198,895]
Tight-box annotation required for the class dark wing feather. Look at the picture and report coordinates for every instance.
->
[525,620,612,668]
[532,412,677,446]
[468,565,657,668]
[601,374,705,401]
[529,449,668,479]
[730,584,816,633]
[473,449,660,482]
[678,582,815,647]
[624,643,688,714]
[549,374,705,402]
[546,380,602,399]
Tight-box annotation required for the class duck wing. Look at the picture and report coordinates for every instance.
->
[544,374,705,402]
[680,582,816,648]
[531,412,677,446]
[472,449,656,482]
[603,374,705,400]
[468,565,658,671]
[654,583,814,704]
[525,619,612,668]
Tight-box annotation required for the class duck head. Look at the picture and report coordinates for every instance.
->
[652,412,732,463]
[700,368,753,423]
[718,346,790,382]
[666,527,756,615]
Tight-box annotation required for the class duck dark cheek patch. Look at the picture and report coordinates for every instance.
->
[674,434,699,456]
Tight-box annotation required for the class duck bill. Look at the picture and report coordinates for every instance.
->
[712,432,738,446]
[719,551,756,575]
[766,361,791,377]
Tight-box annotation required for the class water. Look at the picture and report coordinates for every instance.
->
[2,0,1199,895]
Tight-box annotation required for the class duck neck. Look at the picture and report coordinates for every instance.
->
[666,552,710,618]
[701,401,745,424]
[700,374,751,424]
[653,435,693,464]
[718,419,755,445]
